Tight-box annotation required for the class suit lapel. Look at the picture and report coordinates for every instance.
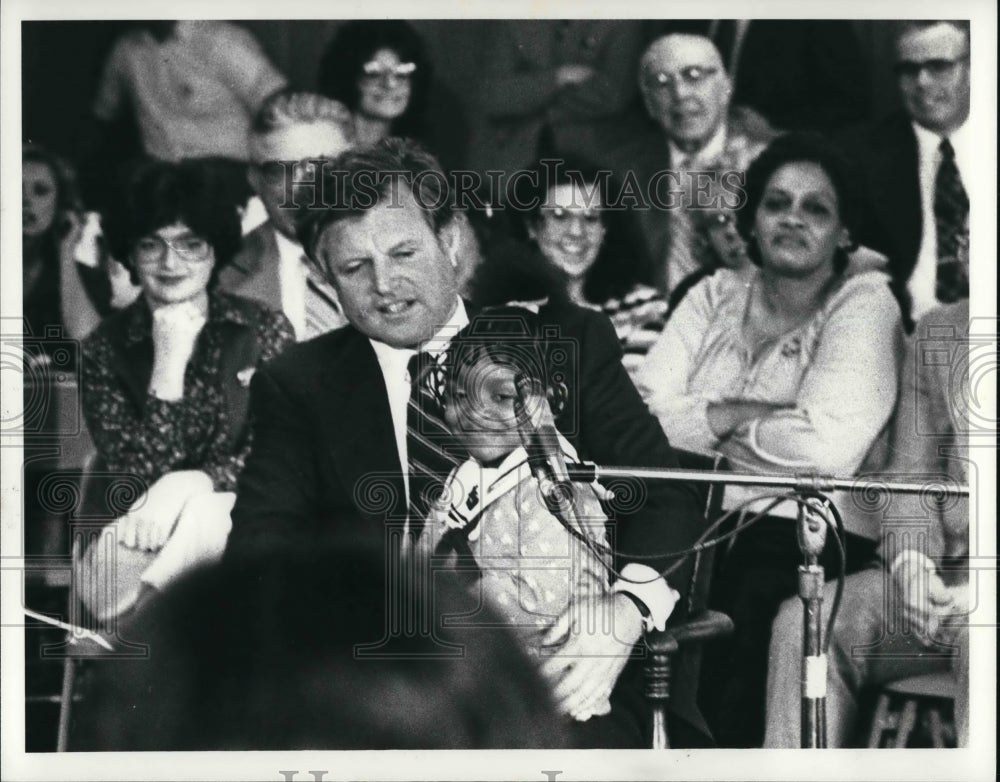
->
[869,115,922,278]
[320,330,408,522]
[104,305,155,413]
[225,223,284,314]
[256,225,284,312]
[111,338,154,413]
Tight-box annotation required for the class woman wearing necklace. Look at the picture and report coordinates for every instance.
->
[636,133,904,747]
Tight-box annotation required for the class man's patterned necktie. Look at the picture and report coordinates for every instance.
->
[405,352,460,541]
[933,138,970,303]
[664,159,700,295]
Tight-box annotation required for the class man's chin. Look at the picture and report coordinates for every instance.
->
[358,316,431,350]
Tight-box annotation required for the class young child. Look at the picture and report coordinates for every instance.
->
[419,308,616,714]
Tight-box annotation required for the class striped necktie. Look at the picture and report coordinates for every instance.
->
[664,161,700,295]
[933,138,969,303]
[406,352,461,540]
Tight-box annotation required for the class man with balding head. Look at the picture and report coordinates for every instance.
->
[609,33,775,294]
[218,91,356,340]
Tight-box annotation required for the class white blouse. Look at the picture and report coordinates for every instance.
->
[636,266,904,520]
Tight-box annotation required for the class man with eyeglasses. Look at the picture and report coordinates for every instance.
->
[838,20,971,327]
[218,91,356,341]
[609,33,775,296]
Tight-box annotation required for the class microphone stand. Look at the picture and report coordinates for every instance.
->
[797,497,830,748]
[562,460,969,749]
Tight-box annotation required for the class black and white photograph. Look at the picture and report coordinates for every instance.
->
[1,1,995,780]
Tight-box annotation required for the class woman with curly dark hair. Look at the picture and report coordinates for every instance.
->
[317,20,431,147]
[78,158,294,621]
[637,132,904,746]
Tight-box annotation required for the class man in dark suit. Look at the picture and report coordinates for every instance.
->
[837,20,970,327]
[608,33,775,295]
[227,138,707,747]
[217,91,354,339]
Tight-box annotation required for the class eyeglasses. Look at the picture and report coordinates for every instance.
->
[361,61,417,81]
[700,211,736,229]
[894,55,969,79]
[644,65,720,91]
[254,158,325,188]
[134,234,212,265]
[539,207,604,231]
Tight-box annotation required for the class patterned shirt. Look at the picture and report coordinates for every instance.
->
[92,21,286,161]
[424,448,612,656]
[599,283,669,382]
[81,291,294,493]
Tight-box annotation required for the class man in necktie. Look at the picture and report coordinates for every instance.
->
[836,20,971,325]
[228,138,711,747]
[899,21,971,315]
[218,91,355,339]
[610,33,775,295]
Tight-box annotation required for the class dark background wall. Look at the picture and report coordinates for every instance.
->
[21,19,903,170]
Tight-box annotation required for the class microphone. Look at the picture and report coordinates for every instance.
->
[514,374,577,526]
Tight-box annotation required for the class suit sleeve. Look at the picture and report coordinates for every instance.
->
[573,309,704,595]
[549,22,643,120]
[477,23,563,118]
[226,363,323,561]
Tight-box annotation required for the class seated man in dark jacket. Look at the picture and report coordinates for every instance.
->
[227,138,706,747]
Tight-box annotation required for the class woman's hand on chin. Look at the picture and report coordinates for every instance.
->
[148,302,208,399]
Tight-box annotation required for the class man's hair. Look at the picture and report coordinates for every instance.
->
[639,32,726,77]
[892,20,971,48]
[296,136,454,261]
[100,157,243,285]
[250,89,356,139]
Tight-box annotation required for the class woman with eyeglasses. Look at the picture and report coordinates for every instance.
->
[78,159,294,620]
[470,159,664,382]
[636,133,904,747]
[316,21,431,148]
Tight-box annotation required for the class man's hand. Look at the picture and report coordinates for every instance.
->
[538,593,644,721]
[119,470,214,552]
[892,551,955,642]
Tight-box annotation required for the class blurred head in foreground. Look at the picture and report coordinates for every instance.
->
[72,540,568,750]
